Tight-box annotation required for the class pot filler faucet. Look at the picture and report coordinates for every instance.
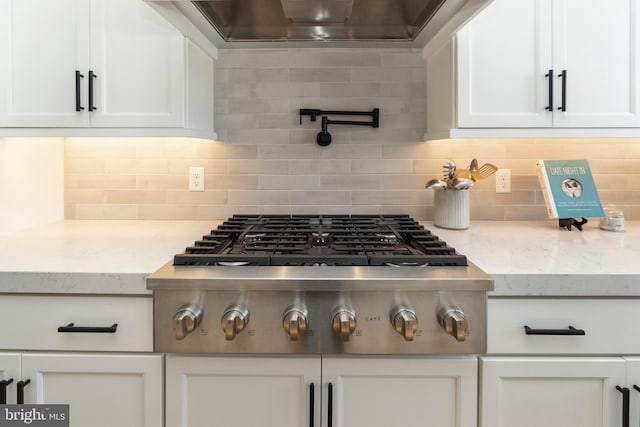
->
[299,108,380,146]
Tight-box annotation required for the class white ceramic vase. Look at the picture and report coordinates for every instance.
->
[433,190,470,230]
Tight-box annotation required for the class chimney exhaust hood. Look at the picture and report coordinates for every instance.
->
[148,0,491,48]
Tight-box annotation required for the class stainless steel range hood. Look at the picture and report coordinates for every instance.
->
[148,0,491,49]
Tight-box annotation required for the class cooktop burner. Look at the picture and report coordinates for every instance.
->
[174,214,467,267]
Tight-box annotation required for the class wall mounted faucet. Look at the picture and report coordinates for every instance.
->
[299,108,380,146]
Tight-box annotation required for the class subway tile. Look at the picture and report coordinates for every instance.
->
[138,205,199,220]
[167,190,228,205]
[259,175,320,190]
[290,190,351,205]
[289,159,351,175]
[320,83,381,98]
[352,129,417,144]
[65,189,108,204]
[106,190,167,205]
[205,175,259,190]
[381,175,429,189]
[257,114,299,129]
[321,175,380,190]
[381,51,424,67]
[316,50,381,67]
[227,129,289,145]
[67,175,136,189]
[351,190,429,205]
[137,175,185,190]
[350,67,413,83]
[229,190,290,205]
[256,68,290,82]
[65,158,105,174]
[167,159,228,175]
[228,98,289,115]
[290,68,351,82]
[351,159,412,174]
[216,114,259,130]
[228,159,289,175]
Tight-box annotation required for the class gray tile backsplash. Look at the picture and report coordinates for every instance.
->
[64,48,640,221]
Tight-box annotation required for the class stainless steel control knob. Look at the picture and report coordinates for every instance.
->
[390,305,418,341]
[438,307,468,342]
[221,305,249,341]
[331,307,357,341]
[172,304,204,340]
[282,305,308,341]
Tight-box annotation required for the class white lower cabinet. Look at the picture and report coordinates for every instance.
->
[166,355,478,427]
[0,294,162,427]
[483,298,640,427]
[480,357,627,427]
[0,352,162,427]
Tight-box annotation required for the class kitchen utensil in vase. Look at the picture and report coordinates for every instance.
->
[470,163,498,181]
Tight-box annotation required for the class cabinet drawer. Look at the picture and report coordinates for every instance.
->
[0,295,152,351]
[488,298,640,354]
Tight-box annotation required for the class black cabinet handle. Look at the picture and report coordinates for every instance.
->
[309,383,314,427]
[88,70,97,111]
[0,378,13,404]
[633,385,640,393]
[57,323,118,333]
[16,379,30,405]
[558,69,567,112]
[617,386,630,427]
[524,325,585,335]
[75,70,84,112]
[327,382,333,427]
[545,69,554,111]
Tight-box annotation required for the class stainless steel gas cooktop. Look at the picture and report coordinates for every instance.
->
[147,214,493,355]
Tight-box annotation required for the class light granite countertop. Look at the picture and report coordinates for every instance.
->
[0,220,214,294]
[0,219,637,296]
[425,220,640,296]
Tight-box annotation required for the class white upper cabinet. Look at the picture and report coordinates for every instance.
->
[88,0,185,128]
[0,0,215,137]
[551,0,639,127]
[0,0,90,127]
[456,0,553,128]
[426,0,640,138]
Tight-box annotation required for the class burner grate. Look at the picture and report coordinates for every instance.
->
[173,215,467,266]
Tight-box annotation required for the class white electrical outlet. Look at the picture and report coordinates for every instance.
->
[495,168,511,193]
[189,167,205,192]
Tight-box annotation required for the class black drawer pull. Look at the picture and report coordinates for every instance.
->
[17,379,30,405]
[545,69,554,111]
[57,323,118,333]
[88,70,97,111]
[327,382,333,427]
[309,383,314,427]
[75,70,84,112]
[557,69,567,112]
[524,325,585,335]
[0,378,13,404]
[617,386,630,427]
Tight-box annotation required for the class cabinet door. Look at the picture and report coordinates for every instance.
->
[480,357,626,427]
[89,0,185,128]
[457,0,553,128]
[0,0,90,127]
[322,357,477,427]
[166,355,321,427]
[0,353,20,404]
[552,0,640,127]
[20,353,163,427]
